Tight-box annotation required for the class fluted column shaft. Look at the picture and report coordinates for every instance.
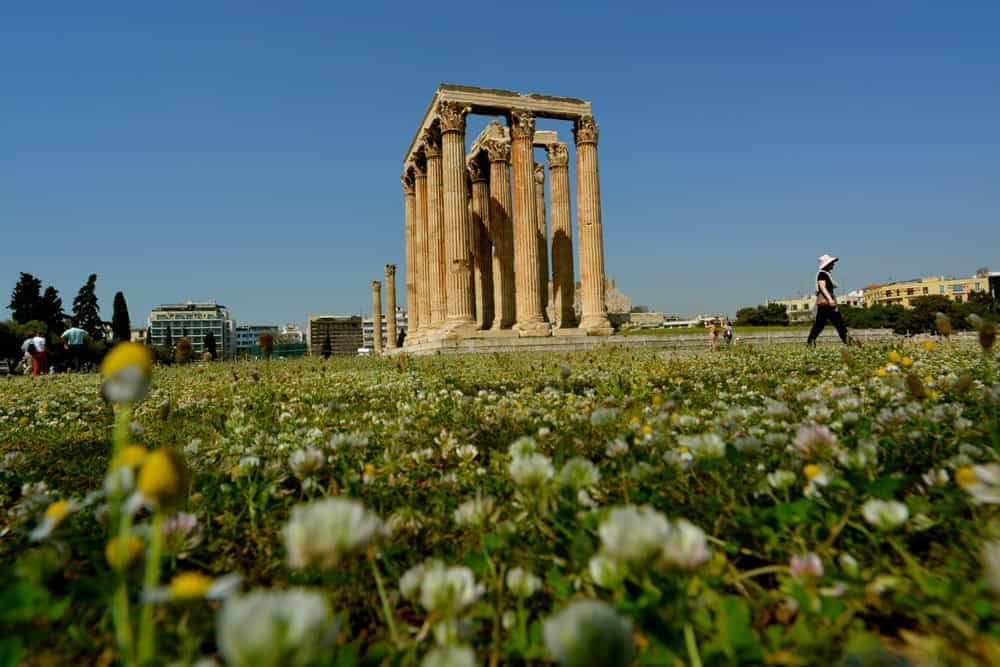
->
[534,163,550,315]
[469,162,494,328]
[509,110,548,333]
[574,115,613,334]
[424,130,446,328]
[439,103,476,328]
[485,141,515,329]
[547,143,577,327]
[414,163,431,334]
[402,175,418,339]
[385,264,397,348]
[371,280,383,354]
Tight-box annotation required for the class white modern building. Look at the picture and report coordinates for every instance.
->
[148,302,235,359]
[769,289,864,323]
[362,308,409,349]
[235,324,279,355]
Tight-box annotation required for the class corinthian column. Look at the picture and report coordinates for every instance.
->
[546,142,577,328]
[574,115,613,335]
[423,127,446,329]
[484,139,515,329]
[509,110,549,335]
[438,102,476,334]
[413,155,431,336]
[385,264,397,348]
[371,280,383,354]
[469,159,494,328]
[401,172,419,341]
[534,162,550,316]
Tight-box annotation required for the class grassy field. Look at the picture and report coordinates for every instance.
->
[621,325,812,337]
[1,340,998,666]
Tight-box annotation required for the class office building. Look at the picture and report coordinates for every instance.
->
[307,315,364,356]
[148,302,235,359]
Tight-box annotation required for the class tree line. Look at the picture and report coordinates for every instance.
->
[1,272,132,368]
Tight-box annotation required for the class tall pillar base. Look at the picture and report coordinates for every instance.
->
[580,315,613,336]
[514,320,552,337]
[437,319,481,339]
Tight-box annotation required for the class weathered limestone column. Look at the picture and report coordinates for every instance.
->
[371,280,383,354]
[385,264,397,348]
[438,102,476,334]
[401,173,419,340]
[509,110,549,335]
[423,127,446,329]
[534,162,550,315]
[574,115,613,334]
[469,159,495,328]
[484,139,516,329]
[547,143,577,328]
[413,155,431,336]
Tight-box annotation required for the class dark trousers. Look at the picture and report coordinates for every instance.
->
[807,306,848,344]
[68,345,84,372]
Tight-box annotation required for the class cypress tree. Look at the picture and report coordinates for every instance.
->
[40,286,66,335]
[321,331,332,359]
[112,292,131,342]
[72,274,104,340]
[8,272,43,323]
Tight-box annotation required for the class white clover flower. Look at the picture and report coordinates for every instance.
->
[590,407,618,427]
[605,438,629,458]
[421,645,477,667]
[957,464,1000,505]
[162,512,203,558]
[400,559,442,602]
[455,444,478,463]
[983,540,1000,596]
[283,498,385,569]
[453,492,496,527]
[677,433,726,459]
[588,555,628,588]
[861,499,909,530]
[508,436,538,459]
[792,424,838,458]
[659,519,710,571]
[217,589,338,667]
[767,470,796,490]
[557,457,601,491]
[789,553,824,578]
[598,506,670,569]
[543,599,635,667]
[288,448,325,480]
[419,565,484,616]
[921,469,950,488]
[505,567,541,598]
[509,454,554,488]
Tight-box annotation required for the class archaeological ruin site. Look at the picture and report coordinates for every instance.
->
[392,84,613,353]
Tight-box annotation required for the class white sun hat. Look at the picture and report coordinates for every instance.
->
[817,254,838,269]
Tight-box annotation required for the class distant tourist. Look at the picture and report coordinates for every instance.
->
[23,330,49,375]
[723,319,733,346]
[807,254,851,346]
[61,322,88,372]
[707,320,719,351]
[397,328,406,348]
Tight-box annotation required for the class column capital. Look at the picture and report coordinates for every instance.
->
[401,171,415,195]
[371,280,381,290]
[438,101,471,134]
[533,162,545,185]
[422,126,442,158]
[482,138,510,164]
[413,150,427,174]
[385,263,396,277]
[467,158,487,183]
[546,142,569,168]
[509,109,535,140]
[573,115,599,146]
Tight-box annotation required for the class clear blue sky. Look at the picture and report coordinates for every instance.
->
[3,1,998,327]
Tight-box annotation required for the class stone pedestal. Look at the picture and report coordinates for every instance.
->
[469,160,494,329]
[371,280,383,354]
[385,264,397,348]
[484,139,516,329]
[546,143,577,328]
[509,110,550,337]
[574,115,612,335]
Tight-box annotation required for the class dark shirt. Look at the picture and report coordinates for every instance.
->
[816,270,836,299]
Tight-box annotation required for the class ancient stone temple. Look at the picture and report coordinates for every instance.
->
[400,84,612,347]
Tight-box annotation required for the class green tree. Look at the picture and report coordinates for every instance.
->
[111,291,131,343]
[321,331,332,359]
[896,295,958,334]
[203,332,217,360]
[39,286,66,335]
[72,274,104,340]
[8,273,43,323]
[164,324,173,349]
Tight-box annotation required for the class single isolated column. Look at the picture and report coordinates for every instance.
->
[469,158,495,329]
[423,127,446,329]
[371,280,383,354]
[413,154,431,336]
[401,172,419,340]
[509,109,549,335]
[484,138,516,329]
[574,115,613,335]
[438,101,477,335]
[385,263,397,348]
[534,162,550,316]
[546,142,577,328]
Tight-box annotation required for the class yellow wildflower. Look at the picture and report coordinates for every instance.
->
[113,445,149,469]
[101,342,154,403]
[169,572,214,600]
[955,467,977,489]
[45,500,71,522]
[363,463,377,477]
[901,357,913,368]
[106,536,145,570]
[137,449,190,509]
[803,464,823,481]
[923,340,935,352]
[887,351,901,364]
[876,368,887,378]
[641,424,653,436]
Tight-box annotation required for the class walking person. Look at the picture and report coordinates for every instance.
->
[707,319,719,351]
[27,330,49,375]
[61,322,88,372]
[807,254,850,346]
[723,319,734,346]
